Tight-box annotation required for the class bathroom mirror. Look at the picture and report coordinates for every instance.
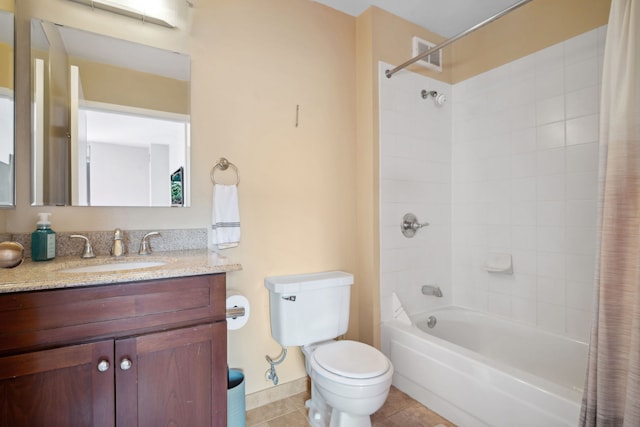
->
[30,19,190,207]
[0,8,15,207]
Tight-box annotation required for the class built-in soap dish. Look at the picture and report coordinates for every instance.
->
[484,253,513,274]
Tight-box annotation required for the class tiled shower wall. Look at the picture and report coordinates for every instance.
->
[379,26,604,341]
[452,27,604,341]
[379,62,453,322]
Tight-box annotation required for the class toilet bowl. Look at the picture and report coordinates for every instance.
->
[264,271,394,427]
[303,340,393,427]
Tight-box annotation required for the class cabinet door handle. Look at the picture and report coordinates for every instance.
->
[97,359,110,372]
[120,357,133,371]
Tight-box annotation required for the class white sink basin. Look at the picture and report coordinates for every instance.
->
[59,261,166,274]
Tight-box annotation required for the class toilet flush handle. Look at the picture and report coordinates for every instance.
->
[282,295,296,302]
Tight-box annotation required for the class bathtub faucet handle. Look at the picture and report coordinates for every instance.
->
[422,285,443,297]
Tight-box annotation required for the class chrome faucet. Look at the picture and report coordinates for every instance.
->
[111,228,126,257]
[70,234,96,258]
[138,231,160,255]
[421,285,443,297]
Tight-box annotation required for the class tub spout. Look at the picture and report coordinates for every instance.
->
[422,285,443,297]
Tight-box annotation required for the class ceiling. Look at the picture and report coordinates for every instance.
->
[310,0,523,38]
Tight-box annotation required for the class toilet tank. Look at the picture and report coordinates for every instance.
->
[264,271,353,347]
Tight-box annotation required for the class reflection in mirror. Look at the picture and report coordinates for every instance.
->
[0,9,14,207]
[31,20,190,207]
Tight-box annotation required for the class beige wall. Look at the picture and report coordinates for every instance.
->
[10,0,357,395]
[189,0,356,394]
[0,44,12,89]
[451,0,611,82]
[0,0,12,12]
[370,7,452,83]
[70,58,189,115]
[355,8,375,349]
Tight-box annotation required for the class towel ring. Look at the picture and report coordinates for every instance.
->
[210,157,240,185]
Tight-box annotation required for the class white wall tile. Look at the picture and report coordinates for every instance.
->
[537,276,566,305]
[535,65,565,100]
[488,293,512,317]
[512,297,537,324]
[566,172,598,200]
[564,29,599,65]
[536,122,565,150]
[512,249,537,276]
[379,64,453,318]
[513,274,537,300]
[566,86,599,119]
[536,95,565,125]
[566,308,592,341]
[512,226,537,250]
[537,302,566,333]
[566,280,594,311]
[566,114,599,146]
[565,227,597,255]
[537,148,565,176]
[566,200,598,228]
[511,201,537,226]
[566,253,596,283]
[511,128,537,154]
[566,142,599,173]
[512,153,538,178]
[565,57,600,92]
[537,174,565,201]
[537,252,566,279]
[512,177,537,201]
[537,200,565,227]
[383,26,603,341]
[489,273,514,295]
[537,226,565,252]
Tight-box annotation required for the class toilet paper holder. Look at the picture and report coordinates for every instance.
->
[226,307,246,318]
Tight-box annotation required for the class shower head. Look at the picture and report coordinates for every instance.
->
[421,90,446,106]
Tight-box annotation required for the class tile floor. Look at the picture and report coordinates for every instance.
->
[246,386,456,426]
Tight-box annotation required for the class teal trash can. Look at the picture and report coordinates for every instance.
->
[228,368,246,427]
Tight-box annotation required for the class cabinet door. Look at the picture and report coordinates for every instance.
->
[116,322,227,427]
[0,340,115,427]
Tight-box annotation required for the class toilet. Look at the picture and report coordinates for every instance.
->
[265,271,393,427]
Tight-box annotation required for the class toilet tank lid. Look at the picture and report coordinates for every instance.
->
[265,271,353,293]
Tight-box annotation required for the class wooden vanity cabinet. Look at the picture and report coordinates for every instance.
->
[0,274,228,427]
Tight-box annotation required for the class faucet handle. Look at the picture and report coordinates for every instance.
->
[70,235,96,259]
[139,231,161,255]
[111,228,126,257]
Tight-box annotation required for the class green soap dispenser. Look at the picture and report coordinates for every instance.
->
[31,213,56,261]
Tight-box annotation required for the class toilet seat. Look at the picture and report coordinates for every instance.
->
[312,340,390,379]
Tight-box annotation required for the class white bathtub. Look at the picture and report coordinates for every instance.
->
[380,306,588,427]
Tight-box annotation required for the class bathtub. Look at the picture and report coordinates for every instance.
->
[380,306,588,427]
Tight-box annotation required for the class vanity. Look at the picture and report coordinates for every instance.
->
[0,251,241,427]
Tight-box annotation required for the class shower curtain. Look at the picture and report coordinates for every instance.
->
[580,0,640,426]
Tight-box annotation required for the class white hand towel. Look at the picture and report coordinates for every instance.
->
[212,184,240,249]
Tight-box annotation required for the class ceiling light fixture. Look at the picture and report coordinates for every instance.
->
[69,0,176,28]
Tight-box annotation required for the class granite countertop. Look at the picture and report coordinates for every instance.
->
[0,249,242,294]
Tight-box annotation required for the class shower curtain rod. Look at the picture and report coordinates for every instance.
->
[385,0,534,78]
